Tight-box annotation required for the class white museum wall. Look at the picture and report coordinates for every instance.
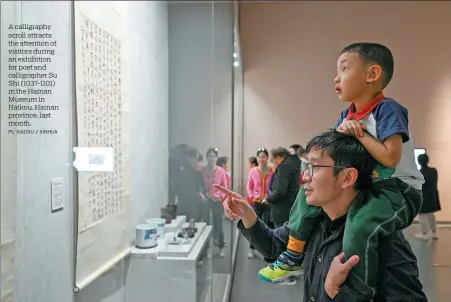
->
[1,2,19,301]
[168,2,234,158]
[15,1,74,302]
[12,1,169,302]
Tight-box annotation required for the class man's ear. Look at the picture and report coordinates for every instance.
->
[366,64,383,84]
[341,167,358,189]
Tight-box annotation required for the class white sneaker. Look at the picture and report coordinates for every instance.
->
[248,250,255,259]
[431,232,438,240]
[219,248,225,258]
[414,233,429,241]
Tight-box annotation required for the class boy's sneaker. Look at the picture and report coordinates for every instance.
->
[257,251,304,283]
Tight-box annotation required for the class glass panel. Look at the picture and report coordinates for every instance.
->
[231,3,244,273]
[167,1,235,301]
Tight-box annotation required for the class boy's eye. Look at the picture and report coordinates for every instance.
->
[342,67,348,72]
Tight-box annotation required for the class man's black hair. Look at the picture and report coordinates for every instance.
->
[341,42,394,89]
[306,129,376,191]
[271,147,290,159]
[289,144,305,156]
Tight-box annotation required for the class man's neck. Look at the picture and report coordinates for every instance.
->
[322,190,358,220]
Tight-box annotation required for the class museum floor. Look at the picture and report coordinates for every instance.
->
[231,225,451,302]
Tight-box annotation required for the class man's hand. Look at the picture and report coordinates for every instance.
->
[214,184,257,228]
[325,252,360,298]
[337,120,366,138]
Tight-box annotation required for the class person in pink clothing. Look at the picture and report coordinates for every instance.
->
[201,148,228,257]
[247,148,274,259]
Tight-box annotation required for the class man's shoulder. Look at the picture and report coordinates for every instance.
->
[379,229,411,253]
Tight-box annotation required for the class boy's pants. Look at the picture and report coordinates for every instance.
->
[288,178,422,298]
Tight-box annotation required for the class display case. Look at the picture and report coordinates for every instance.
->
[125,216,213,302]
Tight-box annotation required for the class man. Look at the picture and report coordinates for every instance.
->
[289,144,306,158]
[176,146,209,223]
[289,144,308,187]
[263,147,301,227]
[215,130,426,301]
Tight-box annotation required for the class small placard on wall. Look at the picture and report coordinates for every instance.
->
[51,178,64,212]
[72,147,114,172]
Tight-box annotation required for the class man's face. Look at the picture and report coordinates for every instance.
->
[302,149,344,207]
[270,156,284,167]
[334,52,368,103]
[289,147,296,155]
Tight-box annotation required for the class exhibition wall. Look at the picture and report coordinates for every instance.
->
[240,1,451,221]
[1,1,170,302]
[1,0,239,301]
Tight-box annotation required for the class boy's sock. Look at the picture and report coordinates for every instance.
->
[287,235,305,255]
[257,250,304,283]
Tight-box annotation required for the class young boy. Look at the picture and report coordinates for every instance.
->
[258,42,424,299]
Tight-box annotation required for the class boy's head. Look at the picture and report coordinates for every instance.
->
[334,42,394,103]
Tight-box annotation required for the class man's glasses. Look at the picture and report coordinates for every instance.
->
[301,162,346,177]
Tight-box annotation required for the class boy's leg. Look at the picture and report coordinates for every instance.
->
[258,186,323,283]
[343,178,422,299]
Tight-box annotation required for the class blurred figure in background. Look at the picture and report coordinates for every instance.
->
[217,156,231,188]
[201,148,228,257]
[289,144,305,158]
[289,144,307,187]
[264,147,301,228]
[247,148,274,259]
[176,146,208,222]
[415,154,441,240]
[247,156,258,206]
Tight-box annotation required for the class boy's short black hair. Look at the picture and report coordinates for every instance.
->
[341,42,394,89]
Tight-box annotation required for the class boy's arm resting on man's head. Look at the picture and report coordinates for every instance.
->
[361,99,410,168]
[358,133,403,168]
[238,218,289,260]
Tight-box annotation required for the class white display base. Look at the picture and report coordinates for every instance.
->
[164,215,186,233]
[132,222,207,258]
[126,225,213,302]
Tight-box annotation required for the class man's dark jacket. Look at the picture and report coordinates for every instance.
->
[266,154,301,225]
[239,212,427,302]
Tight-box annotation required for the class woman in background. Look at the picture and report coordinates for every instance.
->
[415,154,441,240]
[247,157,258,206]
[216,156,231,188]
[246,148,274,259]
[201,148,228,257]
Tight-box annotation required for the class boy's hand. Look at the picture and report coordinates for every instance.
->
[337,120,366,138]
